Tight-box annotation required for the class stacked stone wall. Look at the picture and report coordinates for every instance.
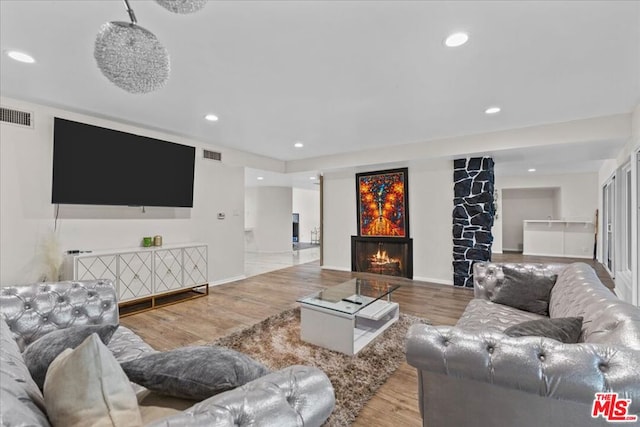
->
[452,157,495,287]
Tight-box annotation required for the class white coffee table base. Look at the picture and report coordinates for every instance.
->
[299,301,399,356]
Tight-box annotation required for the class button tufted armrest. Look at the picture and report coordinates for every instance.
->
[147,365,336,427]
[0,280,119,350]
[406,324,640,414]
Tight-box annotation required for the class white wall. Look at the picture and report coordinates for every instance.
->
[322,159,453,284]
[409,160,455,283]
[292,188,320,244]
[244,187,257,231]
[634,106,640,307]
[492,172,599,254]
[597,104,640,306]
[502,188,557,251]
[244,186,292,253]
[0,99,258,285]
[553,188,562,219]
[244,187,258,252]
[322,171,356,271]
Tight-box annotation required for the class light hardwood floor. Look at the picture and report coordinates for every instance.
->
[121,255,613,426]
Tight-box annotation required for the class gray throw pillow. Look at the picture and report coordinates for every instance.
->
[23,324,119,389]
[121,345,270,400]
[492,266,558,315]
[504,317,583,343]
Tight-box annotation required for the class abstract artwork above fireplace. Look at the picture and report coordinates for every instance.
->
[351,236,413,279]
[356,168,409,238]
[353,168,412,278]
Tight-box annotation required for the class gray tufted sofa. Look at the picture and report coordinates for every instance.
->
[0,280,335,427]
[406,262,640,427]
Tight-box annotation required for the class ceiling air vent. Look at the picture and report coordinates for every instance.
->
[203,149,222,161]
[0,106,33,128]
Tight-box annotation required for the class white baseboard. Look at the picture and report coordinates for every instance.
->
[245,250,296,254]
[522,252,593,259]
[502,248,521,252]
[320,265,351,272]
[492,250,503,254]
[208,275,246,287]
[412,276,453,286]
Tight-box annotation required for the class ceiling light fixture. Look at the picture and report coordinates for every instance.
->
[6,50,35,63]
[204,114,219,122]
[309,177,316,180]
[257,176,264,180]
[94,0,170,94]
[444,32,469,47]
[528,168,536,172]
[294,142,304,148]
[485,106,501,115]
[155,0,207,14]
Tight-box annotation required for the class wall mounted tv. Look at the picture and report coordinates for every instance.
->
[52,117,195,207]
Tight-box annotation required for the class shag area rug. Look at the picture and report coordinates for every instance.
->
[213,307,430,426]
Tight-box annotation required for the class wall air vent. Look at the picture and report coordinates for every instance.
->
[0,106,33,128]
[203,149,222,161]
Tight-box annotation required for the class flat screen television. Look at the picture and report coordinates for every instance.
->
[52,117,195,207]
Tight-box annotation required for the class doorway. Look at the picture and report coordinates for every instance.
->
[501,187,560,252]
[243,168,321,277]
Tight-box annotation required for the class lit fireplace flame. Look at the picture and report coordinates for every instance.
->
[374,249,390,263]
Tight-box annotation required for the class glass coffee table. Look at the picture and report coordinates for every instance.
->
[297,277,401,355]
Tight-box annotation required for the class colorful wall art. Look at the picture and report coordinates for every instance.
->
[356,168,409,238]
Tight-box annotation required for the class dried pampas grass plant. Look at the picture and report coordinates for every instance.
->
[38,231,63,282]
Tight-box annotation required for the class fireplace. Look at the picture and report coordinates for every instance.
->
[351,236,413,279]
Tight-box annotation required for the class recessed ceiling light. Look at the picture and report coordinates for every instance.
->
[528,168,536,172]
[294,142,304,148]
[204,114,219,122]
[309,176,316,180]
[257,176,264,180]
[484,106,501,115]
[6,50,35,63]
[444,32,469,48]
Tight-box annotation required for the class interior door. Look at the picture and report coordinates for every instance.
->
[603,177,615,275]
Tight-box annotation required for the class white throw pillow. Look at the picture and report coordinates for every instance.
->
[43,333,143,427]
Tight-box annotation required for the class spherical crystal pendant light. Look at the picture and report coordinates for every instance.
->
[94,1,170,94]
[155,0,207,14]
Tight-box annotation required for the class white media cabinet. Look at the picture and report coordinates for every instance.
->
[65,243,208,316]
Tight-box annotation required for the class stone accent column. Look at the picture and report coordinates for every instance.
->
[452,157,495,287]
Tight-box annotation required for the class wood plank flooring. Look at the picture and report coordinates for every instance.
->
[121,255,613,426]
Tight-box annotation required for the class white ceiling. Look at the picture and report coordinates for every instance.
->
[247,137,622,190]
[489,139,626,176]
[245,168,320,190]
[1,1,638,168]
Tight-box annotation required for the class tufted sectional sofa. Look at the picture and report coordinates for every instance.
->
[0,280,335,427]
[406,262,640,427]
